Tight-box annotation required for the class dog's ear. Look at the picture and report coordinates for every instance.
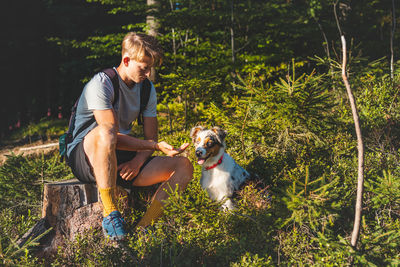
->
[211,126,227,144]
[190,126,204,141]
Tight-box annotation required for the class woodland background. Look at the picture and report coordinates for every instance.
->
[1,0,400,265]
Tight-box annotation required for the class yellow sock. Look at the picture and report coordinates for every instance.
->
[136,199,163,228]
[99,186,118,217]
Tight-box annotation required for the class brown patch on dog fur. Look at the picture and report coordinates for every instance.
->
[190,126,204,142]
[203,137,223,158]
[204,136,211,146]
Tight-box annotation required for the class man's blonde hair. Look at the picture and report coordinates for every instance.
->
[121,32,163,67]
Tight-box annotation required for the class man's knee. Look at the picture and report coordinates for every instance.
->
[91,123,118,149]
[174,156,194,180]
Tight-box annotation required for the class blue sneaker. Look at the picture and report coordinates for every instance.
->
[102,210,127,241]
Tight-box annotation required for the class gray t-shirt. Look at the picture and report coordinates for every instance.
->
[67,68,157,157]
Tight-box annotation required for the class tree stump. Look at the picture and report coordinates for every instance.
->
[18,179,130,258]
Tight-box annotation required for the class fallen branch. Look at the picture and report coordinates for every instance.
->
[19,143,59,152]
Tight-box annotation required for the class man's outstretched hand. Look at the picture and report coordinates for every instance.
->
[157,141,190,157]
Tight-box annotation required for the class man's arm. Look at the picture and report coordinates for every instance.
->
[93,109,157,152]
[129,116,158,162]
[116,116,156,181]
[115,116,186,155]
[93,109,118,133]
[115,117,157,152]
[116,116,189,181]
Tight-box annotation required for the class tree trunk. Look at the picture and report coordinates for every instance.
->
[146,0,159,37]
[146,0,159,82]
[18,179,129,258]
[230,0,235,64]
[168,1,177,69]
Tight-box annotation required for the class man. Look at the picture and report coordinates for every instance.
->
[66,32,193,241]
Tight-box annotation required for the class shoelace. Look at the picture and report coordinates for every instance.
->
[108,213,125,229]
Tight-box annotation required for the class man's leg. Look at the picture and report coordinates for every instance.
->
[132,156,194,228]
[83,123,126,240]
[84,123,117,190]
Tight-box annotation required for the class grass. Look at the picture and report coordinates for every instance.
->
[3,74,400,266]
[1,118,67,147]
[0,119,277,266]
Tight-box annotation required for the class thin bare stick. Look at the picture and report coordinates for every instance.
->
[341,35,365,248]
[334,1,365,249]
[390,0,396,80]
[312,16,330,60]
[241,100,250,161]
[19,142,59,151]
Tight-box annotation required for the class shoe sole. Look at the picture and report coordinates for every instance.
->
[103,228,126,241]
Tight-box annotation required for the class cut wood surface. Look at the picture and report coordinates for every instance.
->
[19,178,130,258]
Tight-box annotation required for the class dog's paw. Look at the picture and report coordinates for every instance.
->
[221,199,236,211]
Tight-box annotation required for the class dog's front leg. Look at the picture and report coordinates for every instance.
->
[206,188,233,210]
[221,198,235,210]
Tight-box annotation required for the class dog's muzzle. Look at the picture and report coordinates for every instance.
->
[195,147,208,165]
[195,148,205,158]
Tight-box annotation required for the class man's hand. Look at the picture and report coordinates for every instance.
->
[117,142,189,180]
[117,156,146,181]
[156,141,190,157]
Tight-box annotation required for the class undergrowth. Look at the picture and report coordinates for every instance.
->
[1,62,400,265]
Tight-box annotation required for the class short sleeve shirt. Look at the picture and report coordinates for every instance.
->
[66,67,157,157]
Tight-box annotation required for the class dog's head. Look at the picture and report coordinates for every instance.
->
[190,126,227,165]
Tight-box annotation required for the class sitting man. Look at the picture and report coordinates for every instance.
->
[66,32,193,241]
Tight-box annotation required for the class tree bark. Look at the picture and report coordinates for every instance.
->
[19,179,129,258]
[146,0,159,82]
[230,0,235,64]
[169,0,177,69]
[146,0,159,37]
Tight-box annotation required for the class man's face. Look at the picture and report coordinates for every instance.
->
[126,55,152,84]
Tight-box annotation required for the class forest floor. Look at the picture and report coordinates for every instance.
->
[0,139,59,165]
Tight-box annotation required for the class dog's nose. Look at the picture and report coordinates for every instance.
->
[195,149,203,158]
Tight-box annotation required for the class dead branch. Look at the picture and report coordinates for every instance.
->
[334,1,365,249]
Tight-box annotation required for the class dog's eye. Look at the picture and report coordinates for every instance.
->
[206,140,214,147]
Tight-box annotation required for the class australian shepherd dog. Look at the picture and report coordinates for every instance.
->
[190,126,251,210]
